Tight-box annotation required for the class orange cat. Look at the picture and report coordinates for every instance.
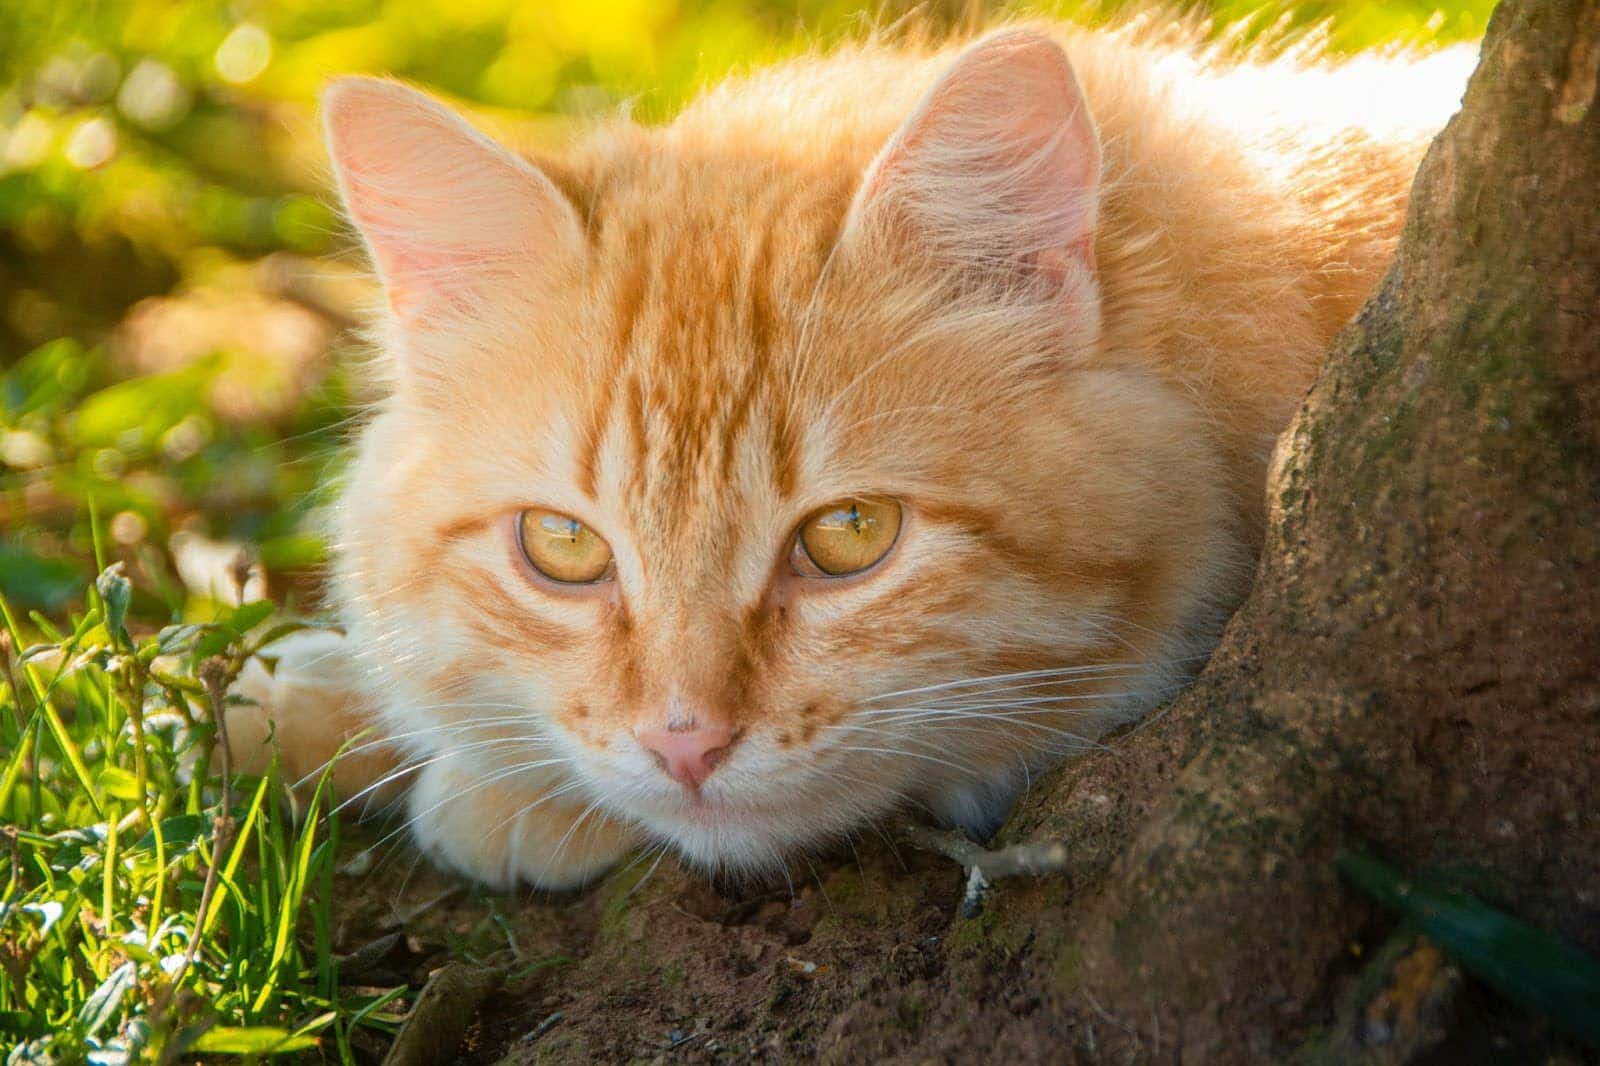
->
[229,23,1470,888]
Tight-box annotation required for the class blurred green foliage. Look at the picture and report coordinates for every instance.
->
[0,0,1492,629]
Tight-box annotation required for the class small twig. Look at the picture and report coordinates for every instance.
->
[148,657,240,1045]
[519,1011,562,1045]
[901,823,1075,881]
[178,662,238,977]
[667,1027,705,1051]
[380,885,467,933]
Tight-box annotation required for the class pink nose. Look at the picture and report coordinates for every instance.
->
[635,725,736,788]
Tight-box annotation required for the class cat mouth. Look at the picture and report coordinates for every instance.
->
[671,789,750,820]
[648,785,782,829]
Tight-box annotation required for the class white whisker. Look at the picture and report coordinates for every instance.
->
[366,756,577,853]
[327,733,550,816]
[832,744,977,776]
[862,662,1158,704]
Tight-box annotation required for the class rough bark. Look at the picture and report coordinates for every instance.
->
[332,2,1600,1060]
[983,0,1600,1051]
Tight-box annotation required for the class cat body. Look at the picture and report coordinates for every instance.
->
[231,22,1470,888]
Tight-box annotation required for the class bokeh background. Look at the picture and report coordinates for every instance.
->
[0,0,1493,628]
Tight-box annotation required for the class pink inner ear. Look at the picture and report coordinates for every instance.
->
[851,30,1102,286]
[340,187,442,316]
[342,182,518,317]
[322,77,579,323]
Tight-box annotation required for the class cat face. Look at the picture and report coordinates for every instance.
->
[324,32,1233,873]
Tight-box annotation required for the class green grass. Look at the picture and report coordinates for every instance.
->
[0,559,400,1061]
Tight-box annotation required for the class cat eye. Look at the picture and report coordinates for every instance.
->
[793,496,903,577]
[517,509,614,584]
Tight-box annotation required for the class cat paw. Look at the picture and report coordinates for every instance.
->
[922,772,1026,841]
[408,759,632,891]
[226,629,403,809]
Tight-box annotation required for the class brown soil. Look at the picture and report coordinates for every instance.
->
[318,809,1592,1065]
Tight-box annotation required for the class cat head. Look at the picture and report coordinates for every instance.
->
[323,30,1231,873]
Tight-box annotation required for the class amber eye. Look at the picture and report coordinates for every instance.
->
[794,496,903,577]
[517,509,614,584]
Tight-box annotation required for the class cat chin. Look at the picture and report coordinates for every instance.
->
[633,773,1023,876]
[621,791,891,877]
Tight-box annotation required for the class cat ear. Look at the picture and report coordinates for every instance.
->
[846,30,1100,299]
[321,77,581,322]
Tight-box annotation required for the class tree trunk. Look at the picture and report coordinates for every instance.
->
[987,0,1600,1056]
[404,1,1600,1059]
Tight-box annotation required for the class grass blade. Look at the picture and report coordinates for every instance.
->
[1339,852,1600,1047]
